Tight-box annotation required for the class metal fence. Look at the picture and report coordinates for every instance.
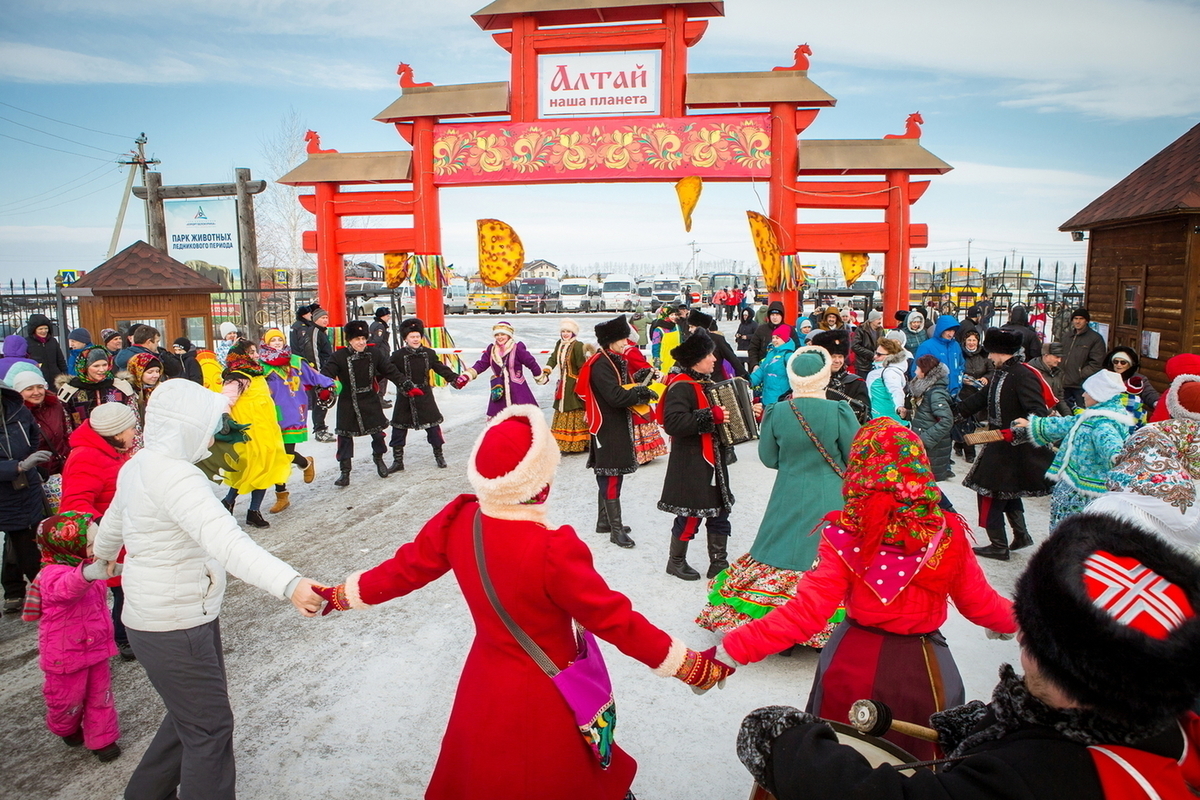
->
[0,278,79,341]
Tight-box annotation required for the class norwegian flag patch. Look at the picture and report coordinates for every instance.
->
[1082,551,1195,640]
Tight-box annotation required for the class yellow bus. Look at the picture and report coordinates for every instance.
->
[938,267,984,310]
[467,277,518,314]
[909,268,935,306]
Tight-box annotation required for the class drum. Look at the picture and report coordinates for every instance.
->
[747,721,919,799]
[706,377,758,446]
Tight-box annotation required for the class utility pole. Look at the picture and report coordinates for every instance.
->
[688,240,700,277]
[109,134,160,258]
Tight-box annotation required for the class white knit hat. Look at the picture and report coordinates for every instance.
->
[10,371,47,393]
[219,322,239,337]
[90,402,137,437]
[492,321,515,338]
[786,346,832,399]
[1083,370,1128,405]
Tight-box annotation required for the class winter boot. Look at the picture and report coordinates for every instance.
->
[221,496,236,515]
[302,456,316,484]
[705,532,729,580]
[972,526,1010,561]
[666,537,701,581]
[373,453,391,479]
[1007,509,1034,550]
[92,743,121,762]
[246,510,270,529]
[595,492,631,534]
[433,446,447,469]
[604,499,635,548]
[388,447,405,473]
[334,459,351,487]
[963,444,977,464]
[269,491,290,514]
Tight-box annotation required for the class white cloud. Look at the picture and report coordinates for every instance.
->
[0,42,202,84]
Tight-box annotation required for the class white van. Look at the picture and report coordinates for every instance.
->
[560,278,596,312]
[600,273,637,312]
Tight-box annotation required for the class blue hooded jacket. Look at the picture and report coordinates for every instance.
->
[914,314,965,395]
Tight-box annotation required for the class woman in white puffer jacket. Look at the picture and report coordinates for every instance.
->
[93,378,321,800]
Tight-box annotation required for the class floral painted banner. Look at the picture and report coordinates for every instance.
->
[431,115,771,185]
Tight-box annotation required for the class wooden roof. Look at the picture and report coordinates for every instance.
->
[1060,122,1200,231]
[374,82,510,123]
[798,139,953,176]
[277,151,414,186]
[62,240,224,297]
[472,0,723,30]
[686,71,836,108]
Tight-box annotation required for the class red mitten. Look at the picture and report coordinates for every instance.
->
[674,646,735,691]
[452,374,469,389]
[407,387,424,397]
[318,387,333,403]
[712,405,727,425]
[1000,428,1015,443]
[312,584,351,616]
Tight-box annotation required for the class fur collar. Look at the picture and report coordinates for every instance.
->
[1165,374,1200,421]
[905,362,948,398]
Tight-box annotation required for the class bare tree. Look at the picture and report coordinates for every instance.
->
[257,110,315,288]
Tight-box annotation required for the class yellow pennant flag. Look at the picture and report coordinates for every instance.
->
[476,219,526,288]
[675,176,703,232]
[840,252,869,287]
[746,211,782,291]
[383,252,411,289]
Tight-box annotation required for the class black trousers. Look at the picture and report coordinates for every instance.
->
[671,511,731,542]
[2,526,40,600]
[307,387,328,432]
[335,432,386,461]
[390,425,444,448]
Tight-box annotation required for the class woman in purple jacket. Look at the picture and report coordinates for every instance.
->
[456,321,541,419]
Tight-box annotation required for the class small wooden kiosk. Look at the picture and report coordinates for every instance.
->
[63,240,223,348]
[1060,122,1200,385]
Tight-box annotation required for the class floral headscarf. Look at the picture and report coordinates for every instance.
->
[36,511,93,567]
[72,345,114,386]
[127,351,162,392]
[835,418,946,562]
[222,339,263,380]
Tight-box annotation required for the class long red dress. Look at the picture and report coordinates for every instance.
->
[352,494,678,800]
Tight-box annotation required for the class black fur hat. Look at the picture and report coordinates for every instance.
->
[983,327,1022,355]
[374,307,392,320]
[809,329,849,357]
[344,320,370,340]
[671,329,715,369]
[595,315,631,348]
[398,317,424,339]
[687,308,713,330]
[1015,512,1200,726]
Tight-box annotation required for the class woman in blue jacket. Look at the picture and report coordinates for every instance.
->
[749,326,797,405]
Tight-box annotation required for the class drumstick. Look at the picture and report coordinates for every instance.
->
[849,699,940,743]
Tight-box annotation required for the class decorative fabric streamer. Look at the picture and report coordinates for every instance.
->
[780,255,807,292]
[411,254,448,288]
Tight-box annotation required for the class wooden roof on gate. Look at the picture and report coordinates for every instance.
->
[374,82,510,123]
[798,139,953,176]
[686,71,836,108]
[277,151,414,186]
[1060,122,1200,231]
[472,0,724,30]
[62,240,224,297]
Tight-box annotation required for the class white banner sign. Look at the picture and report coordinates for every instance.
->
[538,50,661,118]
[164,196,240,289]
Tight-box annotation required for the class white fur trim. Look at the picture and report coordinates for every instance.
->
[467,405,561,508]
[478,501,548,523]
[786,346,833,398]
[1165,375,1200,421]
[465,367,478,380]
[344,569,370,609]
[653,636,688,677]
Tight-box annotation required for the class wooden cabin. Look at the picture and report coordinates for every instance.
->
[1060,122,1200,385]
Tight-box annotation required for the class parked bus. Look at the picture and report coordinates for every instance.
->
[985,270,1036,306]
[560,278,598,312]
[444,278,469,315]
[601,273,638,311]
[702,272,748,302]
[909,268,936,307]
[937,267,984,311]
[515,277,561,313]
[650,274,682,304]
[468,277,518,314]
[635,280,654,306]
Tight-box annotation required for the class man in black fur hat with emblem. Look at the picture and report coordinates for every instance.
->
[685,307,747,381]
[657,329,735,581]
[576,315,658,549]
[957,327,1054,560]
[809,328,871,423]
[737,510,1200,799]
[321,319,402,486]
[387,317,463,473]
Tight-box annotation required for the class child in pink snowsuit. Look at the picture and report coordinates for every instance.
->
[25,511,121,761]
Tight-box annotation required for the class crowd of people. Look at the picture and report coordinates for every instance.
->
[2,296,1198,800]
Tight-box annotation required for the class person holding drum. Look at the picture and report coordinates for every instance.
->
[714,418,1016,759]
[737,510,1200,800]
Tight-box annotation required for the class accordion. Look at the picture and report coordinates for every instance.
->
[705,377,759,446]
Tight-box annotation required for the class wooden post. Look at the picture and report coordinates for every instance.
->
[145,172,166,251]
[235,168,262,341]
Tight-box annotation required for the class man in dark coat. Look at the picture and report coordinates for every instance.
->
[321,320,402,486]
[957,328,1054,560]
[735,511,1200,800]
[1026,342,1071,416]
[809,329,871,423]
[24,313,67,386]
[368,307,394,409]
[387,317,461,473]
[687,308,747,380]
[0,385,51,609]
[999,304,1042,360]
[1060,307,1106,410]
[292,304,335,442]
[955,304,982,345]
[747,301,785,371]
[850,310,883,377]
[576,316,657,549]
[657,330,735,581]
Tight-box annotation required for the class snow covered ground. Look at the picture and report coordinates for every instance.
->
[0,311,1038,799]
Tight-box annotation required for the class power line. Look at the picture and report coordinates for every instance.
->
[0,131,116,162]
[0,100,136,139]
[0,176,128,217]
[0,163,116,210]
[0,114,127,155]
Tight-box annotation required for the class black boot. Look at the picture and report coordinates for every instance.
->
[433,446,447,469]
[973,525,1010,561]
[604,499,635,548]
[221,495,236,514]
[706,532,729,579]
[595,494,630,535]
[373,453,390,479]
[389,447,405,473]
[245,510,270,529]
[963,444,976,463]
[1007,509,1034,550]
[334,459,351,487]
[666,537,701,581]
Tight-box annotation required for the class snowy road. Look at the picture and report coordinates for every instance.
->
[0,312,1036,799]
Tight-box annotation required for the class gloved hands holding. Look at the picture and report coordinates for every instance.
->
[82,560,111,582]
[312,583,351,615]
[986,628,1016,640]
[674,646,736,694]
[407,387,424,397]
[632,367,653,383]
[317,387,334,404]
[18,450,52,472]
[452,374,470,390]
[630,386,657,405]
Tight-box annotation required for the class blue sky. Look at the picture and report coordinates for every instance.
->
[1,0,1198,284]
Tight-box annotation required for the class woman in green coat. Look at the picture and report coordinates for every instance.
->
[538,319,590,453]
[698,346,859,648]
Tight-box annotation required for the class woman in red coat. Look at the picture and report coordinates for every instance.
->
[314,405,733,800]
[717,418,1017,759]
